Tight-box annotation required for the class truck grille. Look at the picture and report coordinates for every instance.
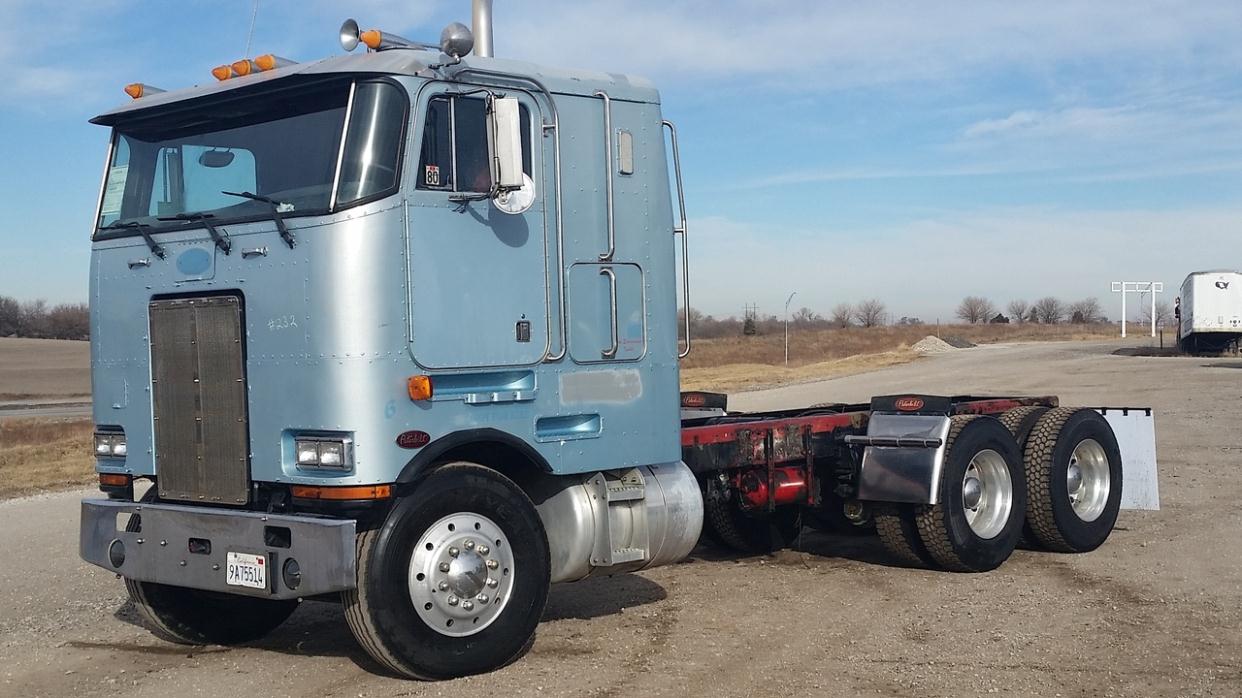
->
[149,295,250,505]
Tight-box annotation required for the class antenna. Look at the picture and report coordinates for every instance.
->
[244,0,260,57]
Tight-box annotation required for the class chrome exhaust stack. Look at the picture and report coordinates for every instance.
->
[472,0,494,57]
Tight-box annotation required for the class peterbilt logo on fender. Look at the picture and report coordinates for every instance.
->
[894,397,925,411]
[396,430,431,449]
[682,393,707,407]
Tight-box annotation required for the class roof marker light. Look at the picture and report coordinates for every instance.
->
[211,65,233,81]
[231,59,260,77]
[124,83,165,99]
[254,54,294,71]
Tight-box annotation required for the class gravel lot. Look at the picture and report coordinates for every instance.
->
[2,340,1238,697]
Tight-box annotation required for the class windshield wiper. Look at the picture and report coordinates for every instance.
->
[99,221,166,260]
[157,212,231,254]
[221,191,296,249]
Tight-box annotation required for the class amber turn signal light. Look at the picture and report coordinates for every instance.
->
[290,484,391,500]
[99,473,131,487]
[407,375,434,401]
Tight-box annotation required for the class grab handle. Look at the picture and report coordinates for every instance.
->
[600,267,618,359]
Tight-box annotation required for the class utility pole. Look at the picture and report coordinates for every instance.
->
[784,291,797,367]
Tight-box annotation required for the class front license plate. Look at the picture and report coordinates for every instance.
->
[226,552,267,590]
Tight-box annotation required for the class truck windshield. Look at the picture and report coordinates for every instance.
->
[96,79,407,233]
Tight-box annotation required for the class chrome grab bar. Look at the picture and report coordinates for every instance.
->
[594,90,616,262]
[600,267,618,359]
[662,119,691,359]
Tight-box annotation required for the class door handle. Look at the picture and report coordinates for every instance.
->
[594,91,616,261]
[600,267,618,359]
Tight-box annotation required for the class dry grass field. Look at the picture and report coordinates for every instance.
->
[0,418,95,498]
[681,323,1119,391]
[0,337,90,401]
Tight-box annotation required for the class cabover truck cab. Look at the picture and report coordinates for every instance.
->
[79,2,1159,681]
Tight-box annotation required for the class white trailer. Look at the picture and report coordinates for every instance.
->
[1177,271,1242,353]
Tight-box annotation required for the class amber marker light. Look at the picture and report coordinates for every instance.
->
[231,59,258,77]
[123,83,165,99]
[407,375,434,401]
[211,65,233,81]
[360,29,383,49]
[254,54,294,71]
[99,473,131,487]
[290,484,392,500]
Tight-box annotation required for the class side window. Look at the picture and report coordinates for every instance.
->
[336,81,408,205]
[98,138,131,228]
[417,98,453,190]
[417,95,533,193]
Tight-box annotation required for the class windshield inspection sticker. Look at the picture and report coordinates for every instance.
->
[100,165,128,215]
[425,164,440,187]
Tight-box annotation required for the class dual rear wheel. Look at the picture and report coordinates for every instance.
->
[875,408,1123,571]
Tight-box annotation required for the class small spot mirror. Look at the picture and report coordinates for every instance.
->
[198,149,235,168]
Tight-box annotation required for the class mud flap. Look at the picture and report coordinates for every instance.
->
[1098,408,1159,511]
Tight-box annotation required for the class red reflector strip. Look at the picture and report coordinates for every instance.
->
[99,473,131,487]
[290,484,392,500]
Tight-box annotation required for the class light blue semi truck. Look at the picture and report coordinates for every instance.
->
[79,1,1157,680]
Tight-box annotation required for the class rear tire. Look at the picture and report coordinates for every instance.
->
[915,416,1027,572]
[1023,408,1123,553]
[999,405,1050,549]
[874,504,935,568]
[704,487,801,554]
[343,463,550,680]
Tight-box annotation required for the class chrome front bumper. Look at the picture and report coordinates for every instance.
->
[79,499,356,600]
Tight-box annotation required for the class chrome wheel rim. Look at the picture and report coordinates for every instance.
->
[1068,439,1110,522]
[409,512,515,637]
[961,449,1013,539]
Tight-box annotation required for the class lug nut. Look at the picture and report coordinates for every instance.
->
[462,600,474,611]
[464,540,475,550]
[439,562,450,573]
[477,545,489,556]
[486,559,498,570]
[487,578,498,588]
[447,596,459,606]
[477,594,489,604]
[448,546,460,557]
[438,581,449,591]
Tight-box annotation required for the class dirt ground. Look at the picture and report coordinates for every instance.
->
[1,340,1239,697]
[0,337,90,402]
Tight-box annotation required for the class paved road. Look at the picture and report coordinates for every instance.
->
[0,401,92,421]
[2,341,1240,697]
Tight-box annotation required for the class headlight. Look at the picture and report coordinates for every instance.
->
[93,431,127,459]
[294,437,353,471]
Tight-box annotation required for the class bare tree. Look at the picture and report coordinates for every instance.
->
[46,303,90,340]
[1067,297,1106,324]
[1032,297,1065,324]
[830,303,853,328]
[1139,300,1173,328]
[853,299,887,328]
[1006,299,1029,323]
[956,296,997,324]
[0,295,19,337]
[17,299,49,338]
[792,307,820,325]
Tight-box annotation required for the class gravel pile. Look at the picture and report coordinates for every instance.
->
[911,335,958,354]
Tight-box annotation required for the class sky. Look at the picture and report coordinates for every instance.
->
[1,0,1241,322]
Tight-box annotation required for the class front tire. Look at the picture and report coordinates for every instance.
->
[915,416,1027,572]
[126,580,299,645]
[343,463,550,680]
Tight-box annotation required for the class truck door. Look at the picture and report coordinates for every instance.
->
[407,87,548,369]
